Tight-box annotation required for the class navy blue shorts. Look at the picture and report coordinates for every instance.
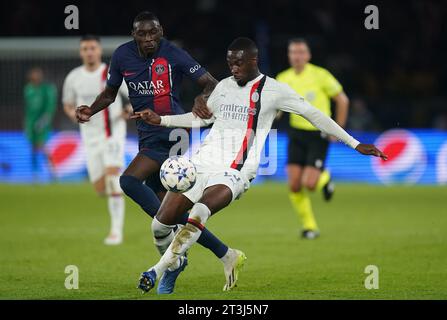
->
[137,129,187,193]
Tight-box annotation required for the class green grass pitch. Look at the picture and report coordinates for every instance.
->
[0,182,446,299]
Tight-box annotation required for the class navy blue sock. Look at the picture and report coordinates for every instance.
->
[120,175,159,218]
[120,175,229,258]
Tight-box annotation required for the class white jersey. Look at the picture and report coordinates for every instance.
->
[160,74,360,181]
[62,63,128,145]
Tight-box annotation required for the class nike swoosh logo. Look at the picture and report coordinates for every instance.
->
[123,71,136,76]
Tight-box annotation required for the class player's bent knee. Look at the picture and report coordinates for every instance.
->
[119,175,139,195]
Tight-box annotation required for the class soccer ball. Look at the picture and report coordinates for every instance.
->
[160,156,197,193]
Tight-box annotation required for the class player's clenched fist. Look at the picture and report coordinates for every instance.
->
[130,109,161,125]
[75,105,93,123]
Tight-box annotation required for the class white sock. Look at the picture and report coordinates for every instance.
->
[152,203,210,277]
[220,248,235,265]
[152,218,174,254]
[154,229,181,271]
[168,257,181,271]
[153,238,190,277]
[151,218,181,272]
[107,195,124,236]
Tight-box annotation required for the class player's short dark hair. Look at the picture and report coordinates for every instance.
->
[133,11,159,27]
[80,34,100,42]
[288,37,309,47]
[228,37,258,54]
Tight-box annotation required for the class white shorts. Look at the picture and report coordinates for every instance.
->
[84,137,125,183]
[182,168,250,204]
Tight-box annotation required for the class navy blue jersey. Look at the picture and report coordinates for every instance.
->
[107,38,207,134]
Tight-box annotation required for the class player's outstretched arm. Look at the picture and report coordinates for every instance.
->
[75,85,119,123]
[130,109,162,125]
[298,107,387,160]
[131,109,214,128]
[299,105,387,159]
[192,72,218,119]
[278,84,387,160]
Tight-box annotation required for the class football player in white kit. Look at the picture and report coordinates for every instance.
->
[132,37,388,292]
[62,35,132,245]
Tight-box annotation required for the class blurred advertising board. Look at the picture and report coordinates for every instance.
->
[0,129,446,185]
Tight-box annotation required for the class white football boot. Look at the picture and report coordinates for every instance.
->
[222,248,247,291]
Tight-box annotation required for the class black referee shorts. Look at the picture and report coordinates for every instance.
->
[287,128,330,170]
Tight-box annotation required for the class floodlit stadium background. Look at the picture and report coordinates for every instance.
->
[1,0,447,302]
[0,0,446,185]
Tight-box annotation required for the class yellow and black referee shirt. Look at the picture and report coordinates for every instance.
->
[276,63,342,131]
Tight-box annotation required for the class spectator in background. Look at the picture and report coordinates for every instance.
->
[347,98,377,131]
[23,67,57,180]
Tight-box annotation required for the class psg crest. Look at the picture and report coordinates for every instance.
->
[155,64,165,75]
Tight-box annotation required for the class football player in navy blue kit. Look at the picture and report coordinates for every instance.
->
[75,12,242,294]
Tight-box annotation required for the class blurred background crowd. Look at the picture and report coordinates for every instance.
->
[0,0,445,133]
[0,0,446,184]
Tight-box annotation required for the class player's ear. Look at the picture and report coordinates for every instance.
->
[160,26,164,37]
[131,25,137,37]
